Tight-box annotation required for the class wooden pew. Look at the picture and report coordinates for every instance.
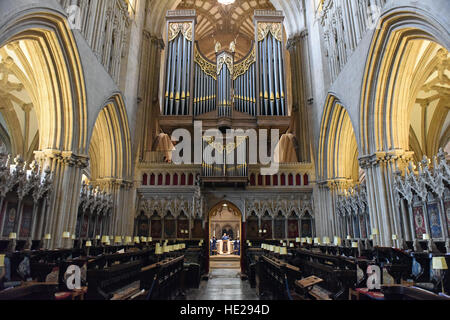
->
[243,248,263,288]
[139,256,185,300]
[373,247,413,284]
[382,285,450,300]
[256,255,302,300]
[292,249,356,300]
[0,282,59,300]
[86,249,156,300]
[86,260,143,300]
[184,248,203,289]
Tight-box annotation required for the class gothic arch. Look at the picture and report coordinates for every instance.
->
[88,94,132,182]
[208,200,242,221]
[360,7,450,155]
[0,8,87,155]
[318,95,360,183]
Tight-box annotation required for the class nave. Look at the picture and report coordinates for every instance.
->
[0,0,449,305]
[185,269,258,301]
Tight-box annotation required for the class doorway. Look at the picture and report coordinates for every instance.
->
[208,201,242,270]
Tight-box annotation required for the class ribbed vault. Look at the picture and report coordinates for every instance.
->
[145,0,305,40]
[360,9,450,156]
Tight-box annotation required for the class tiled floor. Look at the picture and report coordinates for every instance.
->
[185,269,259,300]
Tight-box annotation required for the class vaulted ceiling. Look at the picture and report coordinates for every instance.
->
[145,0,307,56]
[176,0,275,60]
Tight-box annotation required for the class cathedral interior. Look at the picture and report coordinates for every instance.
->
[0,0,449,303]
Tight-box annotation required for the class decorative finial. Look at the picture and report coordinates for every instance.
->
[229,40,235,53]
[215,41,222,53]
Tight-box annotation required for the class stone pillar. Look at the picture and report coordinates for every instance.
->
[359,150,413,247]
[286,31,313,162]
[34,150,88,249]
[137,32,165,162]
[94,178,135,238]
[316,178,355,239]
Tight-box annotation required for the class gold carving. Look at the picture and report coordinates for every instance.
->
[194,49,217,80]
[217,52,234,76]
[233,47,256,80]
[203,136,247,155]
[257,22,282,42]
[168,22,193,42]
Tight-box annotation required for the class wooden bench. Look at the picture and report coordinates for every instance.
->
[256,255,302,300]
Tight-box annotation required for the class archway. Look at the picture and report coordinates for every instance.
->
[360,9,450,156]
[358,8,450,246]
[208,201,242,271]
[0,8,88,248]
[318,95,360,184]
[316,95,361,237]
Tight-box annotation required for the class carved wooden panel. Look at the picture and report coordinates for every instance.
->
[288,219,299,238]
[151,218,162,238]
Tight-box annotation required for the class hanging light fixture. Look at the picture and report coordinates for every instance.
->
[218,0,236,5]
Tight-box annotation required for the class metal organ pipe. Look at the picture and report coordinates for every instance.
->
[165,40,173,115]
[181,36,187,115]
[272,35,280,116]
[277,40,285,116]
[175,35,182,115]
[267,35,274,116]
[169,36,177,115]
[186,39,191,115]
[195,64,199,116]
[252,63,256,116]
[262,38,269,115]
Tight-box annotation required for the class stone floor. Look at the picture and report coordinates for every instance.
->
[185,269,260,300]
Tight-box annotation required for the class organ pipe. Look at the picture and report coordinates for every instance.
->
[164,13,287,118]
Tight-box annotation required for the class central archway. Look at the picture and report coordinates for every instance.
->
[208,201,242,271]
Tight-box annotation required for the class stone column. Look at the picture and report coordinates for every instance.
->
[34,150,88,249]
[359,150,413,247]
[94,178,135,238]
[316,178,354,239]
[137,32,164,162]
[286,31,313,162]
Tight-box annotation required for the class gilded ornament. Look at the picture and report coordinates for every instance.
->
[233,47,256,80]
[194,49,217,79]
[257,22,283,42]
[217,52,234,75]
[168,22,193,42]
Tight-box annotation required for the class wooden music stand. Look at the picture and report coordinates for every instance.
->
[295,276,326,300]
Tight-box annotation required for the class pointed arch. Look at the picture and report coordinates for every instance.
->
[88,94,132,181]
[318,95,360,182]
[360,7,450,155]
[0,8,87,154]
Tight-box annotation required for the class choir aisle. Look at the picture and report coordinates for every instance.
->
[185,269,259,300]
